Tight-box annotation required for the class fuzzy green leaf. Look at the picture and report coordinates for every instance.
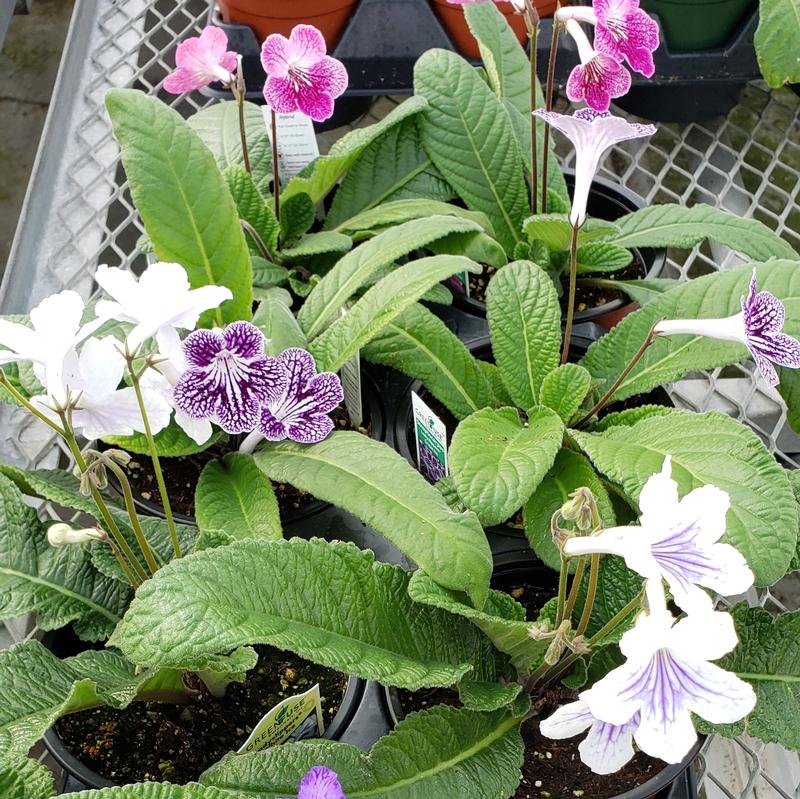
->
[253,432,492,606]
[224,164,280,257]
[778,368,800,435]
[281,232,352,259]
[580,277,678,307]
[755,0,800,88]
[279,192,316,244]
[251,288,307,356]
[103,423,226,457]
[0,757,55,799]
[334,199,493,236]
[251,257,290,288]
[539,364,592,424]
[523,215,620,252]
[576,242,633,274]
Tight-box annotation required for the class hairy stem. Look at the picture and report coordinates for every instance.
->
[560,222,580,364]
[562,555,586,622]
[233,78,252,174]
[554,553,569,626]
[575,553,600,637]
[0,371,65,436]
[541,19,560,213]
[240,219,271,260]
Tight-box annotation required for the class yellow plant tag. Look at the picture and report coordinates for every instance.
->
[236,683,324,754]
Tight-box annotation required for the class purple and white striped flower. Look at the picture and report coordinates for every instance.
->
[258,348,343,444]
[655,269,800,388]
[563,456,754,614]
[283,766,345,799]
[533,108,655,226]
[581,609,755,765]
[540,700,640,775]
[173,321,286,434]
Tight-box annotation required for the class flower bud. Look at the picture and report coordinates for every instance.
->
[47,523,107,547]
[560,487,598,532]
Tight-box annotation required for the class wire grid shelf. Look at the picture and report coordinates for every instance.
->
[1,0,800,794]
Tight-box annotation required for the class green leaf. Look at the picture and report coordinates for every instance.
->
[251,256,290,288]
[105,89,252,324]
[576,242,633,274]
[427,230,508,267]
[195,453,282,546]
[580,261,800,402]
[0,640,187,763]
[611,204,796,260]
[580,277,678,307]
[450,406,564,526]
[0,757,55,799]
[224,164,279,257]
[486,261,561,409]
[325,116,455,230]
[310,254,481,373]
[539,364,592,424]
[200,702,526,799]
[110,539,492,689]
[523,449,615,571]
[778,369,800,435]
[362,304,495,420]
[523,215,620,251]
[281,232,352,259]
[788,469,800,571]
[251,288,307,356]
[71,786,227,799]
[103,423,225,457]
[458,679,522,711]
[0,474,130,640]
[253,432,492,606]
[409,572,548,673]
[279,192,316,244]
[415,49,528,253]
[589,404,673,433]
[299,215,482,339]
[755,0,800,87]
[571,408,798,586]
[284,96,430,204]
[188,100,273,195]
[334,199,493,236]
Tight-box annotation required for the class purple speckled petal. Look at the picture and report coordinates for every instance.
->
[278,348,318,398]
[259,407,288,441]
[264,76,299,113]
[296,85,336,123]
[246,356,289,405]
[743,284,786,335]
[223,320,266,359]
[593,0,658,77]
[566,63,588,104]
[309,57,348,99]
[215,393,262,434]
[182,329,224,368]
[288,25,328,64]
[287,413,335,444]
[753,331,800,368]
[297,766,345,799]
[173,369,217,420]
[261,33,291,77]
[306,372,345,414]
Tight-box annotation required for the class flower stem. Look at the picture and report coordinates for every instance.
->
[563,555,586,622]
[239,430,263,455]
[271,109,281,222]
[128,365,182,559]
[554,553,569,626]
[240,219,271,260]
[575,320,661,427]
[0,371,66,436]
[231,59,252,175]
[575,553,600,637]
[525,5,540,215]
[540,17,560,214]
[560,221,580,364]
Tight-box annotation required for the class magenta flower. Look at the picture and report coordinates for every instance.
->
[260,25,348,122]
[163,26,238,94]
[592,0,659,78]
[259,348,343,444]
[173,321,286,434]
[655,270,800,387]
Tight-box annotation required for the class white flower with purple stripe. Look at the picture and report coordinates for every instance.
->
[540,700,640,775]
[582,609,755,765]
[655,269,800,388]
[281,766,345,799]
[259,348,343,444]
[173,321,285,434]
[563,456,754,614]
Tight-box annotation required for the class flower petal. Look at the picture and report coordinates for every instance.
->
[296,84,336,123]
[306,372,345,414]
[261,33,291,77]
[75,337,126,399]
[668,609,739,663]
[308,56,348,99]
[174,409,213,446]
[259,407,289,441]
[173,369,218,420]
[288,24,328,64]
[183,329,224,368]
[682,659,756,725]
[637,456,679,528]
[264,76,300,114]
[223,320,266,360]
[0,319,37,360]
[579,715,638,775]
[633,701,697,764]
[539,700,595,739]
[287,412,335,444]
[297,766,345,799]
[215,393,262,435]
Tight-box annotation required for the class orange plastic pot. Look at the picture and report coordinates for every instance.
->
[218,0,359,46]
[432,0,562,59]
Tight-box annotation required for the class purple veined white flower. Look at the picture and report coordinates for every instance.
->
[533,108,655,226]
[163,26,239,94]
[257,348,344,445]
[655,268,800,388]
[280,766,345,799]
[563,456,754,614]
[261,24,348,123]
[540,700,640,775]
[0,290,103,407]
[93,263,233,356]
[173,321,286,435]
[30,337,172,439]
[581,608,755,765]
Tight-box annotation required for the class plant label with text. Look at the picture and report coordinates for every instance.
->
[263,109,320,184]
[412,391,448,484]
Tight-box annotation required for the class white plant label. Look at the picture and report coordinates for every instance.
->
[411,391,449,484]
[263,109,320,184]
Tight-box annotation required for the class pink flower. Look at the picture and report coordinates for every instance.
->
[163,26,238,94]
[593,0,659,78]
[261,25,348,123]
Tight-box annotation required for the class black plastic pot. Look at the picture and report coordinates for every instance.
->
[449,173,667,330]
[106,369,386,529]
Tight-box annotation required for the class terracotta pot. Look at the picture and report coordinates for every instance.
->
[432,0,561,59]
[218,0,359,47]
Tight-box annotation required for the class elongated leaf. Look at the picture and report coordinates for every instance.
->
[459,680,522,711]
[539,364,592,424]
[755,0,800,87]
[110,538,491,689]
[188,100,272,195]
[450,406,564,526]
[283,96,429,204]
[523,215,620,251]
[325,116,455,230]
[362,303,495,420]
[251,288,308,356]
[335,199,493,236]
[415,48,528,253]
[72,786,227,799]
[427,230,507,267]
[589,404,673,432]
[310,254,481,373]
[523,449,614,571]
[281,232,352,259]
[253,432,492,605]
[104,421,226,457]
[299,215,482,339]
[0,757,54,799]
[251,257,289,288]
[280,192,316,244]
[580,261,800,402]
[571,409,798,586]
[576,242,633,274]
[580,276,678,307]
[105,89,252,323]
[201,702,526,799]
[611,204,795,260]
[487,261,561,409]
[224,165,279,257]
[195,453,282,547]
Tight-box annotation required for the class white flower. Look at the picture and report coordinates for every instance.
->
[540,700,640,775]
[47,523,106,546]
[582,609,755,765]
[563,456,754,614]
[30,337,172,439]
[93,263,232,353]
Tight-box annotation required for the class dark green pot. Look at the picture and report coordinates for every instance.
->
[641,0,756,50]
